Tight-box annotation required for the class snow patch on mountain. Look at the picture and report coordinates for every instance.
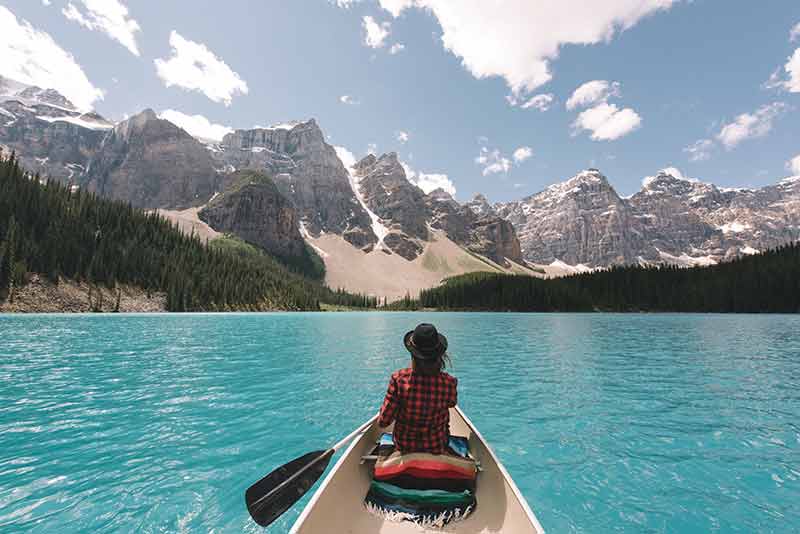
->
[37,114,113,130]
[334,146,390,249]
[718,221,751,234]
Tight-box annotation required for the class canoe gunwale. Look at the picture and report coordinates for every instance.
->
[454,406,544,532]
[289,416,369,532]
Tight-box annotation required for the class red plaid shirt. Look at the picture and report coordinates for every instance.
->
[378,368,458,454]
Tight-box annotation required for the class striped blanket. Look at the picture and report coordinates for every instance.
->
[365,433,477,526]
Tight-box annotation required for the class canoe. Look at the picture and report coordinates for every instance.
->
[290,406,545,533]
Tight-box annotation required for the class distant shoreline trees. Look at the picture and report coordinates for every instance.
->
[409,244,800,313]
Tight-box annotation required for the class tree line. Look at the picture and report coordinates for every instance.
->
[0,151,377,311]
[410,244,800,313]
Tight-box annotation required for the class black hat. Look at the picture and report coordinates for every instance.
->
[404,323,448,361]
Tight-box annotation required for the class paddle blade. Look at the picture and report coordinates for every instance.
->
[245,450,334,527]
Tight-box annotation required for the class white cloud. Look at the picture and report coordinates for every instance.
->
[765,48,800,93]
[414,172,455,196]
[683,139,714,162]
[62,0,140,56]
[396,130,409,143]
[572,102,641,141]
[374,0,680,95]
[566,80,620,110]
[716,102,786,150]
[339,94,359,105]
[158,109,232,142]
[566,80,640,141]
[507,92,554,111]
[659,167,696,182]
[42,0,52,5]
[791,22,800,42]
[475,147,512,176]
[154,31,248,106]
[520,93,553,111]
[0,6,103,110]
[389,43,405,54]
[513,146,533,163]
[367,142,378,154]
[787,154,800,176]
[782,48,800,92]
[363,16,390,48]
[402,162,456,196]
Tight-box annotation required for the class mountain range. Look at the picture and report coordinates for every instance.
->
[2,75,798,298]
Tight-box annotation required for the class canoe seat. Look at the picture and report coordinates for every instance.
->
[364,433,477,526]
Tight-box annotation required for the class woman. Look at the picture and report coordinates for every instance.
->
[378,323,458,454]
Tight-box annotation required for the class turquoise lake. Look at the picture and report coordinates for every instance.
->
[1,312,798,533]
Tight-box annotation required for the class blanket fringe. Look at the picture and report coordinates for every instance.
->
[364,501,474,530]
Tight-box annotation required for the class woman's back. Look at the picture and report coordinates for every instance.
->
[379,368,457,453]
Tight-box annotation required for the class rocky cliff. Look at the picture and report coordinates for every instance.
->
[198,170,307,260]
[212,120,377,250]
[425,188,523,265]
[84,109,219,209]
[352,153,428,259]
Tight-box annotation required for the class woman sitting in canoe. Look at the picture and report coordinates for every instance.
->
[378,323,457,455]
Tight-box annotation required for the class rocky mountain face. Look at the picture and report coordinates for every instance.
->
[496,170,652,266]
[497,169,800,267]
[351,153,524,264]
[0,78,217,210]
[0,76,111,183]
[211,120,377,250]
[352,153,429,259]
[426,189,522,264]
[199,170,307,260]
[629,171,800,261]
[85,109,219,209]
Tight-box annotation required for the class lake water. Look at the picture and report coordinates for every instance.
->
[0,313,798,533]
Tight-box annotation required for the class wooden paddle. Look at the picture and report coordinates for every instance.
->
[245,413,379,527]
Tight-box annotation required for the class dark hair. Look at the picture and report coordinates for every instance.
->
[411,352,451,376]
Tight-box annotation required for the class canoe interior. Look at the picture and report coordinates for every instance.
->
[291,407,544,534]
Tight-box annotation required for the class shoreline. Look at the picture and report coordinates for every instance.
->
[0,274,166,313]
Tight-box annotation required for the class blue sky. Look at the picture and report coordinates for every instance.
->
[1,0,799,201]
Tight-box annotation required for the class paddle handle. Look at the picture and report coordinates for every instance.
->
[333,413,379,452]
